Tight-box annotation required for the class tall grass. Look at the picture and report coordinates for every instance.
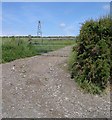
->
[2,37,76,63]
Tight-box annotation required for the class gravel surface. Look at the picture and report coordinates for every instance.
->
[2,46,110,118]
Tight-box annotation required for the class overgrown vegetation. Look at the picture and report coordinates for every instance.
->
[2,37,75,63]
[69,16,112,94]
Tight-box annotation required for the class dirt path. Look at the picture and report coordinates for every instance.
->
[2,46,110,118]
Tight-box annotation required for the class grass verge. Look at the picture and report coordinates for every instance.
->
[2,37,76,63]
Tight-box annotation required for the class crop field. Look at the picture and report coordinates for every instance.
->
[1,37,76,63]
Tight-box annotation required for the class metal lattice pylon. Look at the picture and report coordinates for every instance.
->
[37,21,42,37]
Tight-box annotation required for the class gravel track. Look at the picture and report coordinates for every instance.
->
[2,46,110,118]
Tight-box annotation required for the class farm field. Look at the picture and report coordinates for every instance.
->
[1,37,76,63]
[1,2,111,118]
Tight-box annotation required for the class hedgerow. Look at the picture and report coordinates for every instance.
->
[69,16,112,94]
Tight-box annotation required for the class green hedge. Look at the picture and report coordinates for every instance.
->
[70,16,112,94]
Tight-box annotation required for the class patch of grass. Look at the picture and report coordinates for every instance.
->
[68,50,105,94]
[2,37,76,63]
[76,77,102,94]
[68,46,77,71]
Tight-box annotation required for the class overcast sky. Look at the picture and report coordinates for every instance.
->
[2,2,110,36]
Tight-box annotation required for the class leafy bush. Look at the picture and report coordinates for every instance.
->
[70,16,111,94]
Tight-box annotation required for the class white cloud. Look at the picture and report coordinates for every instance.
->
[59,22,80,36]
[64,25,75,35]
[59,23,66,28]
[103,4,110,11]
[59,23,76,35]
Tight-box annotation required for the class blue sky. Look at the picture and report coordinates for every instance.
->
[2,2,110,36]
